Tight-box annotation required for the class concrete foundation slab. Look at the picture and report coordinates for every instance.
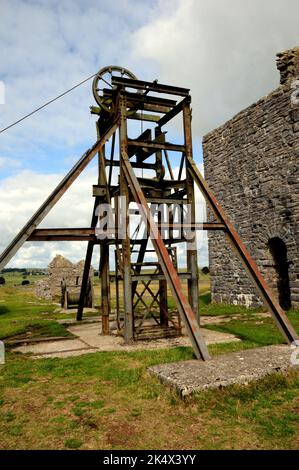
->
[12,322,239,359]
[148,345,297,396]
[13,338,93,356]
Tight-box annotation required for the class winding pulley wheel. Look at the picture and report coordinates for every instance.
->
[92,66,138,115]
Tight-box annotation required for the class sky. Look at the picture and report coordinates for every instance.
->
[0,0,299,268]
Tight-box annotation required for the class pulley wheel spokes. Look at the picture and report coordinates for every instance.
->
[92,66,138,114]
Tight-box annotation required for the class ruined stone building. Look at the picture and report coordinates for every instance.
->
[203,47,299,309]
[36,254,94,308]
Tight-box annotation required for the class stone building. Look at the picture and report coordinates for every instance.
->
[36,254,94,307]
[203,47,299,309]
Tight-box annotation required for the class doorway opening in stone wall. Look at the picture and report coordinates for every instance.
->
[268,237,291,310]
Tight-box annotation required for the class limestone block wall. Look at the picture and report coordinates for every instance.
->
[203,47,299,309]
[35,255,94,301]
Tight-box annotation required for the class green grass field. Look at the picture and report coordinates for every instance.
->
[0,271,299,449]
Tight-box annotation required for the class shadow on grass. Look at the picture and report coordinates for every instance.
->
[0,306,10,315]
[199,292,211,305]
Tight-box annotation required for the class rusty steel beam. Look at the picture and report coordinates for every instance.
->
[136,177,187,189]
[129,112,160,122]
[128,140,185,153]
[28,229,112,241]
[77,240,95,321]
[28,223,226,241]
[77,194,100,321]
[183,99,200,324]
[132,103,171,114]
[129,273,192,281]
[105,159,157,170]
[94,129,112,334]
[29,228,96,238]
[185,150,298,345]
[28,223,226,242]
[119,97,210,360]
[100,242,110,334]
[77,141,102,322]
[103,88,177,108]
[119,97,134,343]
[158,97,188,128]
[111,76,190,96]
[0,120,118,271]
[156,222,226,230]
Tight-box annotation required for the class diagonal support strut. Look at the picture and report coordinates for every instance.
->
[0,121,118,271]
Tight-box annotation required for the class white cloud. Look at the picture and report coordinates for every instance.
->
[131,0,299,136]
[0,0,156,165]
[0,166,95,267]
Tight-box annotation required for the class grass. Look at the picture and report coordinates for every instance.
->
[0,282,72,340]
[0,272,212,341]
[205,310,299,346]
[0,271,102,340]
[198,292,266,316]
[0,271,299,449]
[0,345,298,450]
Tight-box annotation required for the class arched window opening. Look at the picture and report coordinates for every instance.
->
[268,237,291,310]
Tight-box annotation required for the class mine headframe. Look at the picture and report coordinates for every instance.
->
[0,66,297,360]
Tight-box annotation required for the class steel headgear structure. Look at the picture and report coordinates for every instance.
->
[0,67,297,360]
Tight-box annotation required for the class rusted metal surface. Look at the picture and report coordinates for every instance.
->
[111,76,189,96]
[128,140,185,153]
[158,97,189,128]
[28,223,226,242]
[3,67,296,360]
[100,243,110,334]
[92,66,138,113]
[77,193,99,321]
[183,99,200,324]
[119,96,134,343]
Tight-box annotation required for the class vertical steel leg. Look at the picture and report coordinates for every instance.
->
[115,249,120,328]
[119,96,134,342]
[183,102,200,324]
[155,127,169,326]
[100,242,110,334]
[97,130,111,334]
[77,242,95,321]
[77,196,99,321]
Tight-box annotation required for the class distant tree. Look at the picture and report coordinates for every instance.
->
[94,271,99,277]
[0,276,5,285]
[21,280,30,286]
[201,266,210,275]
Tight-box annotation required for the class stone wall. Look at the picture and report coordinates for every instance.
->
[35,254,94,302]
[203,47,299,309]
